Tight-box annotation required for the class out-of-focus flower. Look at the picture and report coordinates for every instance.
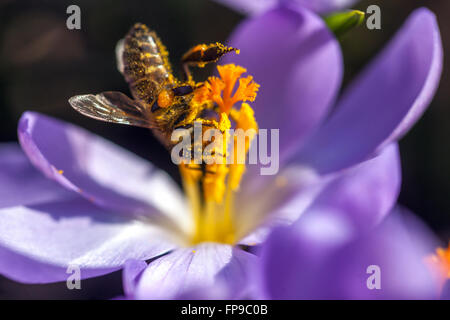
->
[224,5,442,174]
[213,0,360,15]
[0,4,442,299]
[425,242,450,293]
[253,208,441,299]
[221,5,442,232]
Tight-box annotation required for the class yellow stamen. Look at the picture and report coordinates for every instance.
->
[202,113,231,203]
[179,64,259,245]
[229,103,258,190]
[179,163,203,243]
[203,163,229,203]
[218,112,232,133]
[275,175,288,188]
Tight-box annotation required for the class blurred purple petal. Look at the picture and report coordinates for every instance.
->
[301,143,401,233]
[18,112,189,226]
[0,197,175,283]
[0,143,72,208]
[213,0,359,15]
[226,6,342,162]
[213,0,276,15]
[236,166,323,244]
[291,0,360,14]
[255,215,349,299]
[174,281,235,300]
[297,8,443,174]
[257,208,440,299]
[327,211,439,299]
[0,245,118,284]
[134,243,256,299]
[238,143,400,244]
[442,283,450,300]
[122,259,148,297]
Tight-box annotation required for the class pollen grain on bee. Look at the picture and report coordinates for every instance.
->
[170,123,280,176]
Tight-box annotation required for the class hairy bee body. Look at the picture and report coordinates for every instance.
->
[121,24,172,104]
[69,23,235,152]
[120,24,201,147]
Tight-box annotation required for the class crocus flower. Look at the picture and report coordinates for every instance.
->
[254,207,441,299]
[133,4,443,298]
[0,3,442,300]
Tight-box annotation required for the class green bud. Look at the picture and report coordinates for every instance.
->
[325,10,365,38]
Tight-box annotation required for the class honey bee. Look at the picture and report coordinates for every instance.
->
[69,23,237,152]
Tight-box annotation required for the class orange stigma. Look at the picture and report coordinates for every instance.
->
[194,64,259,114]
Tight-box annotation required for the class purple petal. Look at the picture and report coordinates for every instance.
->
[291,0,360,14]
[174,282,235,300]
[442,283,450,300]
[238,143,400,245]
[122,259,148,297]
[0,245,120,284]
[297,8,443,174]
[300,143,401,233]
[134,243,256,299]
[0,197,175,283]
[255,216,349,299]
[213,0,359,15]
[213,0,276,15]
[327,211,440,299]
[0,143,72,208]
[226,6,342,162]
[18,112,189,225]
[236,165,324,245]
[257,208,440,299]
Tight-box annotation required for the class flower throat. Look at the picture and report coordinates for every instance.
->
[180,64,260,245]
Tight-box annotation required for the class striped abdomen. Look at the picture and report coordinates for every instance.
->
[121,23,173,106]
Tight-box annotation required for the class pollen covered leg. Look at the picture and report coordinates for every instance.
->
[181,43,239,80]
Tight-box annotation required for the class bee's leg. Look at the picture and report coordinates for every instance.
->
[181,43,239,81]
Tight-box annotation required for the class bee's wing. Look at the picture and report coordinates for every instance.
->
[69,91,153,128]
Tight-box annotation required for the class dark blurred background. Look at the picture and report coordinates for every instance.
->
[0,0,449,299]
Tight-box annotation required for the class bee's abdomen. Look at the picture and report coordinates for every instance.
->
[122,23,172,105]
